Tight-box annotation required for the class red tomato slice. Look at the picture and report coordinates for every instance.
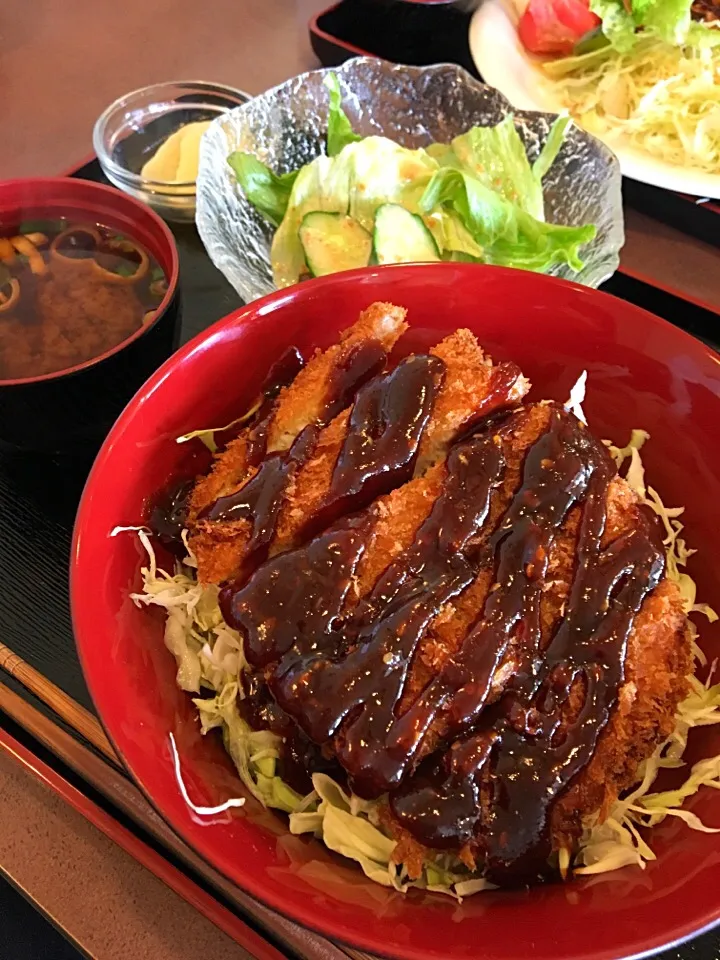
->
[518,0,601,55]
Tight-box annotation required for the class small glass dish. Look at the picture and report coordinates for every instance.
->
[94,80,251,223]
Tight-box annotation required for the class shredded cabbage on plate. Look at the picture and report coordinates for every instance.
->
[542,25,720,173]
[127,428,719,898]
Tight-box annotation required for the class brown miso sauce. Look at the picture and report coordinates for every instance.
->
[225,399,665,884]
[0,217,167,379]
[201,340,415,566]
[149,477,195,555]
[238,673,342,794]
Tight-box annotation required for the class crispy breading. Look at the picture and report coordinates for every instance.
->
[189,303,408,583]
[273,329,522,554]
[416,328,528,473]
[190,302,407,521]
[272,409,350,554]
[189,434,253,524]
[403,404,553,720]
[379,405,691,874]
[266,301,408,454]
[355,465,446,601]
[192,321,525,582]
[550,564,691,853]
[190,516,253,591]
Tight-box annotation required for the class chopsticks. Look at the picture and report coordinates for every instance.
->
[0,641,120,767]
[0,642,368,960]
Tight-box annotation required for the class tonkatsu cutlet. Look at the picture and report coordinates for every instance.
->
[188,302,408,584]
[227,400,691,883]
[190,312,528,585]
[272,328,528,554]
[378,403,690,878]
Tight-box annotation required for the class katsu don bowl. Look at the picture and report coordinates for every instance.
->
[72,263,720,960]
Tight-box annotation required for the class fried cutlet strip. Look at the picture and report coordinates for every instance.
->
[380,406,691,875]
[188,303,408,584]
[551,558,691,855]
[272,329,527,555]
[272,408,350,555]
[398,404,552,720]
[189,301,408,519]
[190,515,254,588]
[265,301,407,454]
[353,464,447,601]
[189,434,253,525]
[415,328,529,473]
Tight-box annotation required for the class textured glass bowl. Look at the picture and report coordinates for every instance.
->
[196,58,624,301]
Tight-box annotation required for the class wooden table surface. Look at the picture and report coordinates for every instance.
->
[0,2,324,955]
[0,0,324,179]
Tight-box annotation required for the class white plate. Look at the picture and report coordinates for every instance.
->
[469,0,720,199]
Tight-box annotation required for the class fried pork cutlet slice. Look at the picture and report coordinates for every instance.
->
[188,302,408,584]
[416,329,529,474]
[230,401,691,883]
[272,329,528,554]
[378,405,691,878]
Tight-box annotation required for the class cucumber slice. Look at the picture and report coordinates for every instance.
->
[443,250,478,263]
[372,203,440,265]
[299,212,372,277]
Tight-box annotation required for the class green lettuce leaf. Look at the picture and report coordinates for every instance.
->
[420,115,593,271]
[590,0,637,51]
[424,209,484,260]
[639,0,692,44]
[532,115,572,181]
[227,153,299,227]
[448,115,570,220]
[588,0,693,51]
[324,73,362,158]
[419,166,595,272]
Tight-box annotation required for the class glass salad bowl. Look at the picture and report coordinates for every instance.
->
[195,57,624,302]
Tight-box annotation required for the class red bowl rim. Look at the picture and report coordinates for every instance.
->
[0,177,179,387]
[71,263,720,960]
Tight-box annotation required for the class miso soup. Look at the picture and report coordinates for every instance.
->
[0,217,168,380]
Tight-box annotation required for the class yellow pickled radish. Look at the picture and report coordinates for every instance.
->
[141,121,212,183]
[176,121,212,182]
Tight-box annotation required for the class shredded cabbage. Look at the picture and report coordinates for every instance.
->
[130,533,488,898]
[129,425,719,893]
[176,399,262,453]
[564,369,588,424]
[542,27,720,174]
[577,430,720,876]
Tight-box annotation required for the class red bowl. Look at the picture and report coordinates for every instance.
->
[72,263,720,960]
[0,177,180,451]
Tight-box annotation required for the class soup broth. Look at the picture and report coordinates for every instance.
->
[0,217,167,380]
